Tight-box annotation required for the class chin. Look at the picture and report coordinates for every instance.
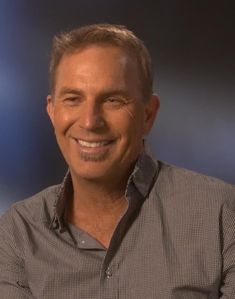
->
[70,164,112,181]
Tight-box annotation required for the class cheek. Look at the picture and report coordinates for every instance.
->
[53,108,76,134]
[124,106,145,132]
[116,106,145,138]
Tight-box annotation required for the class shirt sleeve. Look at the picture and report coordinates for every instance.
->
[220,198,235,298]
[0,212,34,299]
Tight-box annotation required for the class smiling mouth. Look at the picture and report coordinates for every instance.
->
[76,139,114,148]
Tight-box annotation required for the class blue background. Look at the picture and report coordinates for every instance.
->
[1,0,235,214]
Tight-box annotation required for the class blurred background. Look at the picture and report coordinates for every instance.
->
[1,0,235,214]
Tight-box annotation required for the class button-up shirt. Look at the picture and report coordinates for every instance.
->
[1,151,235,298]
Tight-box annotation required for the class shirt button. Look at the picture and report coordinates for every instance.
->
[105,267,112,278]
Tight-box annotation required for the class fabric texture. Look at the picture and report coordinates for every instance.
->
[0,151,235,299]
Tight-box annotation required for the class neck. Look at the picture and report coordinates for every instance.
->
[76,170,127,197]
[66,172,129,220]
[65,174,129,248]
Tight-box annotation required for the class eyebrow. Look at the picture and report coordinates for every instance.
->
[58,87,84,98]
[58,87,130,99]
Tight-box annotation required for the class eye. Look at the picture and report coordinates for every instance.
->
[105,96,129,108]
[63,96,82,105]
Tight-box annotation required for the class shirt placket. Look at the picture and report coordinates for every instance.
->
[99,260,118,299]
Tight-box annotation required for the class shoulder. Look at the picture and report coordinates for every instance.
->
[153,160,235,206]
[0,185,60,233]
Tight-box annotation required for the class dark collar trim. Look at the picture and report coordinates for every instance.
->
[49,170,71,231]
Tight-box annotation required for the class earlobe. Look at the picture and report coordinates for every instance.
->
[143,94,160,134]
[46,95,55,126]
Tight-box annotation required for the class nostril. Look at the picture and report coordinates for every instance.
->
[80,114,105,129]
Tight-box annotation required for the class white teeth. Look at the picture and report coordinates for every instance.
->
[78,140,110,148]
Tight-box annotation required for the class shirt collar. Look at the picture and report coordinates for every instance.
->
[50,170,72,231]
[129,147,159,198]
[50,147,159,231]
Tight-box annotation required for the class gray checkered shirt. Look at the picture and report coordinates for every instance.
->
[1,151,235,298]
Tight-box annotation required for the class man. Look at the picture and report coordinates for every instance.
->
[0,24,235,299]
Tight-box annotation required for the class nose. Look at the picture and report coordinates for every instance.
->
[79,101,105,131]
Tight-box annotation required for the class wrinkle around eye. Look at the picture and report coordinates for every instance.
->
[123,106,136,119]
[104,96,133,109]
[62,96,83,105]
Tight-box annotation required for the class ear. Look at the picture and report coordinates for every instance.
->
[46,95,55,126]
[143,94,160,135]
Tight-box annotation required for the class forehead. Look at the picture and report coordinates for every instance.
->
[55,45,140,89]
[61,45,130,72]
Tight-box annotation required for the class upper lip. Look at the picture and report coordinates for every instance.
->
[74,138,114,143]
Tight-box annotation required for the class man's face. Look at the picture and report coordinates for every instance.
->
[47,45,159,183]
